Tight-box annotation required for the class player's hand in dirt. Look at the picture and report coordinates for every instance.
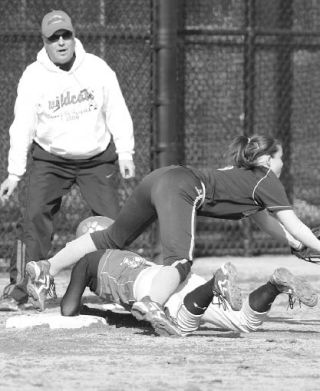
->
[0,176,19,203]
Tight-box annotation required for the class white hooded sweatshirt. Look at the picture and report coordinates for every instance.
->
[8,38,134,179]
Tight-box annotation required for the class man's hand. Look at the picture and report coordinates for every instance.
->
[119,159,135,179]
[0,177,19,203]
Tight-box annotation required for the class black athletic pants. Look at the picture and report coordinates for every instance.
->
[4,142,120,303]
[91,166,204,267]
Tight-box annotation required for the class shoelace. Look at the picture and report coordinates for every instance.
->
[287,293,301,310]
[212,293,228,311]
[164,307,180,326]
[48,279,57,299]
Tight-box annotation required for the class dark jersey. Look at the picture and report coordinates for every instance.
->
[190,165,292,220]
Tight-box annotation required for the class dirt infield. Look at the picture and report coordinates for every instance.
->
[1,255,320,391]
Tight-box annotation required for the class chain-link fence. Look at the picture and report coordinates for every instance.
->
[1,0,320,262]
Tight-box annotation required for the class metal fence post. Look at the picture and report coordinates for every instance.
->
[276,0,294,202]
[151,0,184,169]
[243,0,256,255]
[243,0,256,138]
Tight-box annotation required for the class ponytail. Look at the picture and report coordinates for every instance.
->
[227,134,281,169]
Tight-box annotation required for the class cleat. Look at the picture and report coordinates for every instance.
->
[0,297,20,312]
[26,260,51,283]
[26,261,56,311]
[151,311,185,337]
[213,262,242,311]
[131,296,183,337]
[26,278,51,312]
[28,295,45,312]
[131,296,164,321]
[131,298,153,321]
[270,268,318,308]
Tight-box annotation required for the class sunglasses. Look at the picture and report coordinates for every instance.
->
[46,31,73,43]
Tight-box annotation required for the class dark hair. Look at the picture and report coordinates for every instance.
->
[227,134,281,169]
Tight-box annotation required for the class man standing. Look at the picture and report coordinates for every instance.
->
[0,10,135,310]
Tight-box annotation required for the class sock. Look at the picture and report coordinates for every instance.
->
[176,305,202,334]
[248,281,279,313]
[183,277,215,315]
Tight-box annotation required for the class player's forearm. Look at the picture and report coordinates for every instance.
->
[48,233,97,276]
[284,222,320,251]
[264,217,302,249]
[277,224,303,250]
[250,210,302,249]
[276,210,320,252]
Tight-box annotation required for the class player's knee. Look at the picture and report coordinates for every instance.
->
[173,259,192,282]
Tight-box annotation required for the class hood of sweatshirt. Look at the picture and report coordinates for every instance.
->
[36,38,86,74]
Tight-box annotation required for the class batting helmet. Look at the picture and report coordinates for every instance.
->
[75,216,114,238]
